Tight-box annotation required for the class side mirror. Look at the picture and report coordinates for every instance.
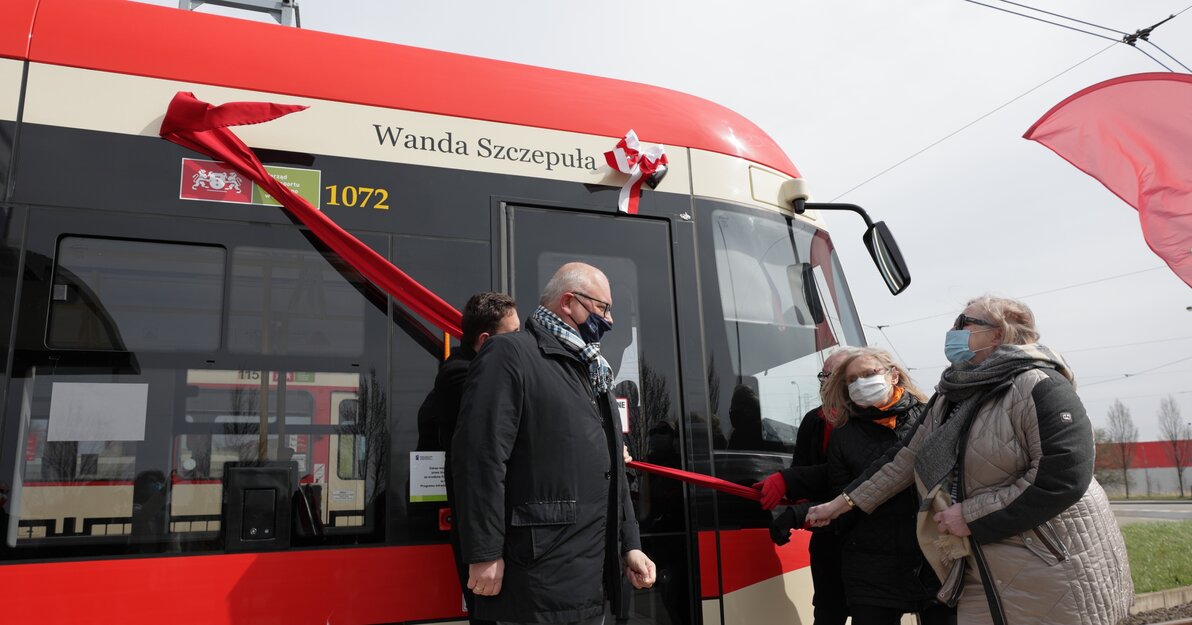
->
[863,221,911,295]
[787,195,913,296]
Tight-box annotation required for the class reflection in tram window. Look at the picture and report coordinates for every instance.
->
[47,237,225,352]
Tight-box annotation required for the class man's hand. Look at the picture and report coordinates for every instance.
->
[467,558,505,597]
[623,444,632,464]
[751,472,786,510]
[806,494,850,527]
[623,549,656,589]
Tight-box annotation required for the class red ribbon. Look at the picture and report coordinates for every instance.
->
[627,460,790,506]
[603,130,667,214]
[159,92,463,338]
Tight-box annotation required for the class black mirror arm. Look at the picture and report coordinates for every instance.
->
[791,199,876,230]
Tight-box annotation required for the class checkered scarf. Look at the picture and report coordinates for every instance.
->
[533,305,614,393]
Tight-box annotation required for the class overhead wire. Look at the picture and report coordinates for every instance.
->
[832,3,1190,202]
[864,323,911,366]
[1146,39,1192,72]
[963,1,1122,42]
[1078,355,1192,388]
[874,267,1165,329]
[1064,336,1192,355]
[994,0,1128,35]
[1003,0,1192,71]
[828,41,1115,202]
[970,0,1181,71]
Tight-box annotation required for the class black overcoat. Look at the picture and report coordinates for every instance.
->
[827,395,938,611]
[452,317,640,623]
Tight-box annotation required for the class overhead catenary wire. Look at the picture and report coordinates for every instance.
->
[967,0,1184,71]
[864,323,911,366]
[1064,335,1192,355]
[828,41,1115,202]
[995,0,1128,35]
[963,0,1122,43]
[874,266,1165,329]
[1073,354,1192,388]
[1146,39,1192,72]
[832,4,1189,202]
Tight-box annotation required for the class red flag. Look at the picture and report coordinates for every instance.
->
[1025,73,1192,288]
[160,92,463,337]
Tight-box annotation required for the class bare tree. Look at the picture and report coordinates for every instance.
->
[1093,427,1124,491]
[1105,399,1138,498]
[1157,395,1192,498]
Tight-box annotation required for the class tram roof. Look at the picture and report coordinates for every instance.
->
[0,0,800,178]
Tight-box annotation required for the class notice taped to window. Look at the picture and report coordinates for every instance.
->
[409,451,447,502]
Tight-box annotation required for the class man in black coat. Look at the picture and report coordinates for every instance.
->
[417,291,519,625]
[453,262,656,625]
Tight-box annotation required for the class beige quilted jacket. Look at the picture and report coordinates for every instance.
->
[849,367,1133,625]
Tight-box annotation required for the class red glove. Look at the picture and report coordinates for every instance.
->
[751,472,787,511]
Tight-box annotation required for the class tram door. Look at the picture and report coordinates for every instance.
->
[503,205,694,625]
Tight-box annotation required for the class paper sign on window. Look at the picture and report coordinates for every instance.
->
[47,382,149,442]
[410,451,447,502]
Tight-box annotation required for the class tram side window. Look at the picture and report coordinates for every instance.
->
[47,237,225,351]
[228,246,366,356]
[708,208,830,453]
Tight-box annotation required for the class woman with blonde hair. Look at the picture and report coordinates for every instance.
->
[758,345,953,625]
[809,347,952,625]
[808,296,1132,625]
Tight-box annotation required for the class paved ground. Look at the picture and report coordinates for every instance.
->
[1111,499,1192,525]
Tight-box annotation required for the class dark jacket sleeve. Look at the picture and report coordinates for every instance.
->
[619,468,642,553]
[779,408,831,500]
[967,370,1094,544]
[451,337,524,563]
[780,464,831,501]
[435,359,471,449]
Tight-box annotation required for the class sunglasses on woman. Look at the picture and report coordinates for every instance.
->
[953,314,995,331]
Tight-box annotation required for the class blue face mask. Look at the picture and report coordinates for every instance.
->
[577,312,613,344]
[944,329,976,364]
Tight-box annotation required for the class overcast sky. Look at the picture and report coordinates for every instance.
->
[140,0,1192,441]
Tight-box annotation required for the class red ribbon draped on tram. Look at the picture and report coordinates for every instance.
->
[604,130,668,214]
[158,91,464,337]
[160,92,784,509]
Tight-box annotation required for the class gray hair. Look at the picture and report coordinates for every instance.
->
[540,263,599,307]
[966,295,1039,345]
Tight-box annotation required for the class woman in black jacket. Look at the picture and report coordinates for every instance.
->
[817,347,953,625]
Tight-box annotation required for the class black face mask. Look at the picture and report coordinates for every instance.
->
[577,312,613,344]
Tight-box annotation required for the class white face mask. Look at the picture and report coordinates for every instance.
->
[848,374,891,407]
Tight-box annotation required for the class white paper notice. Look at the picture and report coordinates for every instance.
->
[409,451,447,502]
[616,396,630,433]
[47,382,149,442]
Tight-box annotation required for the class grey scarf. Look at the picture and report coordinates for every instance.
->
[915,343,1073,494]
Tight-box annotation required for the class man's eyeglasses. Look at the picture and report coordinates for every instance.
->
[572,292,612,317]
[953,314,995,331]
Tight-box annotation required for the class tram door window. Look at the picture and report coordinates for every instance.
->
[504,205,691,625]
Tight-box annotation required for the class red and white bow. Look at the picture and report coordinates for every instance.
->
[604,130,667,214]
